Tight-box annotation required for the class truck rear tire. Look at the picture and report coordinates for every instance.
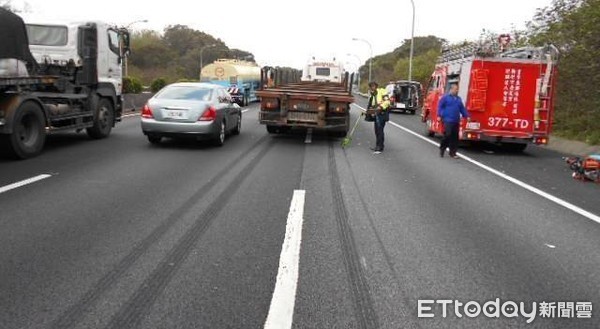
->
[87,98,114,139]
[0,102,46,159]
[332,115,350,137]
[266,125,278,134]
[425,119,435,137]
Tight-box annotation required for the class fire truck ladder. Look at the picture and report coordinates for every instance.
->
[533,45,560,133]
[438,44,480,63]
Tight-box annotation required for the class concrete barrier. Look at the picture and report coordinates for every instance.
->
[122,92,154,113]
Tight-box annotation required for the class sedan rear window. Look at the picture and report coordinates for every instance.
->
[155,87,212,101]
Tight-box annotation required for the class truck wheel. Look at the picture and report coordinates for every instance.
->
[0,102,46,159]
[87,98,114,139]
[266,125,278,134]
[425,119,435,137]
[502,143,528,153]
[332,130,348,138]
[333,115,350,137]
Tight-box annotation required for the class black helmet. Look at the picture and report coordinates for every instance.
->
[368,81,378,87]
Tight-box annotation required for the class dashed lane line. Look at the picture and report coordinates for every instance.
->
[0,174,52,195]
[264,190,306,329]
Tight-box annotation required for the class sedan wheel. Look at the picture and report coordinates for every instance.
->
[147,135,162,144]
[232,114,241,135]
[215,121,226,147]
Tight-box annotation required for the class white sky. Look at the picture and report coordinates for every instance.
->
[12,0,552,68]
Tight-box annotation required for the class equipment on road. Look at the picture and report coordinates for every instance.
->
[256,58,354,137]
[0,8,130,159]
[421,34,559,152]
[563,155,600,183]
[341,112,365,148]
[200,59,261,107]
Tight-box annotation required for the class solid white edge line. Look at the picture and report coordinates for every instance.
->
[0,174,52,195]
[351,103,600,224]
[242,109,249,113]
[264,189,306,329]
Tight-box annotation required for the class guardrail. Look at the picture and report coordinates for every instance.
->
[122,92,154,113]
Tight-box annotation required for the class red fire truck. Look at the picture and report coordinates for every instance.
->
[421,40,559,152]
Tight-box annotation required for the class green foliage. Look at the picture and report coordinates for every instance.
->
[150,78,167,93]
[359,36,444,89]
[122,76,143,94]
[524,0,600,145]
[128,25,255,85]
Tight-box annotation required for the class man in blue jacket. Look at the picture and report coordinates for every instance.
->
[437,83,470,158]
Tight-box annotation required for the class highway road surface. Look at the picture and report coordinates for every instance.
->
[1,100,599,329]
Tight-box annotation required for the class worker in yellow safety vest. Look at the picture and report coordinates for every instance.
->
[367,81,391,154]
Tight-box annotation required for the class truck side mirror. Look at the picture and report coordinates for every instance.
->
[120,29,131,59]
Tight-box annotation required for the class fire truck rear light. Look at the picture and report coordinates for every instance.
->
[535,137,548,144]
[466,133,480,140]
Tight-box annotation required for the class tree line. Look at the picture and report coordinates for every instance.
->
[361,0,599,145]
[127,25,255,87]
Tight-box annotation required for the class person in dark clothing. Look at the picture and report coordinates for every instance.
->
[367,82,390,154]
[437,83,470,158]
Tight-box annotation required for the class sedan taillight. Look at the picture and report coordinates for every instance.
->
[198,106,217,121]
[141,104,154,119]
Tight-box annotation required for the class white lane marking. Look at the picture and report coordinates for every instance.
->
[545,243,556,249]
[0,174,52,195]
[305,128,313,144]
[264,190,306,329]
[242,108,252,113]
[351,103,600,224]
[122,113,140,119]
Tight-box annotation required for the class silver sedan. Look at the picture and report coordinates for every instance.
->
[141,83,242,146]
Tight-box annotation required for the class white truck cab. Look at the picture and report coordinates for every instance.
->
[24,19,128,96]
[0,9,131,159]
[301,58,345,83]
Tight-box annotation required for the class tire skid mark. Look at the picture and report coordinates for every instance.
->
[341,148,425,329]
[50,136,269,329]
[328,143,379,329]
[105,141,275,329]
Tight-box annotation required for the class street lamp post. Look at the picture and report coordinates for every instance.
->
[346,53,362,92]
[408,0,416,81]
[352,38,373,83]
[123,19,148,77]
[199,44,217,80]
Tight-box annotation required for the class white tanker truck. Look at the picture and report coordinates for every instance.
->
[200,59,261,106]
